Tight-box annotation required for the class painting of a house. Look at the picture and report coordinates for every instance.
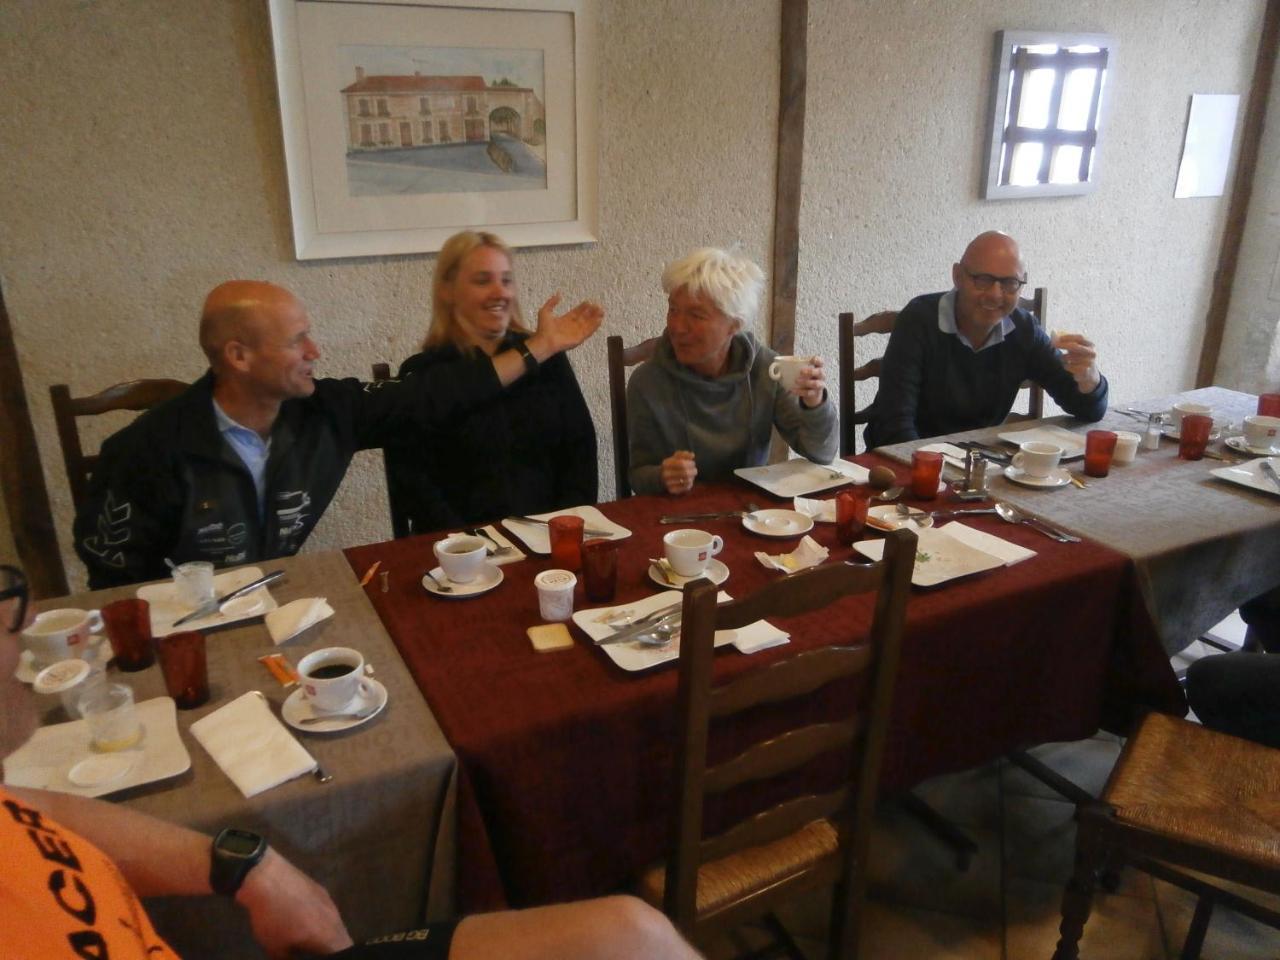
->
[340,47,548,196]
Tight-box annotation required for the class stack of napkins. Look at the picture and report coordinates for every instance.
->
[755,535,830,573]
[266,598,334,645]
[190,691,315,798]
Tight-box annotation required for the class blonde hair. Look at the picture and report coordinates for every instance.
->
[424,231,528,351]
[661,248,764,330]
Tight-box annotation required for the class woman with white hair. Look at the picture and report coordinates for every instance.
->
[626,247,837,496]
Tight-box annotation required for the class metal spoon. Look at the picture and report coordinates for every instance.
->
[873,485,904,503]
[424,569,453,593]
[993,502,1080,543]
[894,503,933,528]
[465,527,511,557]
[300,708,378,725]
[635,620,679,648]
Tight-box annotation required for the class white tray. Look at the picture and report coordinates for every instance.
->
[853,526,1006,587]
[1210,457,1280,498]
[996,425,1087,461]
[734,458,869,498]
[3,697,191,798]
[500,506,632,555]
[137,565,279,637]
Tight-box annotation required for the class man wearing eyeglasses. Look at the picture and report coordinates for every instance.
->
[863,231,1107,448]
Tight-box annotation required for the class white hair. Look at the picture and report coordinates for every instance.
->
[661,248,764,328]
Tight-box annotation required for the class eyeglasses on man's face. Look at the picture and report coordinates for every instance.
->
[964,270,1027,295]
[1,565,28,634]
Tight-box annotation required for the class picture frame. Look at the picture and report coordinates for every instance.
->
[267,0,597,260]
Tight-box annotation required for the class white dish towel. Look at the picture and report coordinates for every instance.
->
[190,691,316,798]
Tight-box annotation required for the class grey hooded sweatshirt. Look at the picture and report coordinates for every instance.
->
[625,331,838,496]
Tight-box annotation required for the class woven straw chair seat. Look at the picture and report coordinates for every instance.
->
[1106,712,1280,873]
[638,818,839,915]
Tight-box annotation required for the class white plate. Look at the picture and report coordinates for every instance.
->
[16,636,111,684]
[853,526,1006,587]
[996,425,1087,461]
[1003,465,1072,489]
[137,566,280,637]
[733,459,870,498]
[866,504,929,531]
[1210,457,1280,498]
[572,591,788,672]
[648,558,730,590]
[1225,435,1280,456]
[743,509,815,538]
[282,678,388,733]
[3,697,191,798]
[422,562,503,598]
[500,506,632,554]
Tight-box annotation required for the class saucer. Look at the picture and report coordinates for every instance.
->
[16,636,110,684]
[421,562,503,598]
[648,558,730,590]
[220,592,266,618]
[742,509,815,538]
[282,678,388,733]
[1226,435,1280,457]
[866,504,929,531]
[1003,465,1072,489]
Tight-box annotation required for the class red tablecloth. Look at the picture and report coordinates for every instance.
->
[345,458,1184,909]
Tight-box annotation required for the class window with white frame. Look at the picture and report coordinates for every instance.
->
[983,30,1116,199]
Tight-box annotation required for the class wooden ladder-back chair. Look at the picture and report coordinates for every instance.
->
[371,362,410,539]
[606,334,660,499]
[640,528,916,958]
[837,288,1049,452]
[50,379,188,513]
[1054,711,1280,960]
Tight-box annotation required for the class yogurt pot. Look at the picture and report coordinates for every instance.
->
[33,658,105,719]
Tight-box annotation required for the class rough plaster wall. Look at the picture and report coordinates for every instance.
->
[0,0,779,589]
[1217,62,1280,392]
[798,0,1266,430]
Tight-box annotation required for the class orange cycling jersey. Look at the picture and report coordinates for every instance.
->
[0,786,180,959]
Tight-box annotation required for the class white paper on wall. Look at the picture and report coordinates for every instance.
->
[1174,94,1240,199]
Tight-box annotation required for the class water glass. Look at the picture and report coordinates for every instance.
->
[910,450,944,500]
[155,631,210,709]
[581,539,619,603]
[1178,414,1213,460]
[835,488,870,545]
[101,598,155,671]
[1083,430,1118,478]
[548,516,585,571]
[80,683,143,752]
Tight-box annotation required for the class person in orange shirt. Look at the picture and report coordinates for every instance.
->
[0,567,699,959]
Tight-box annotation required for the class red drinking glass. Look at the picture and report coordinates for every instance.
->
[155,631,209,709]
[910,450,945,500]
[548,515,585,571]
[1178,414,1213,461]
[1258,393,1280,417]
[100,598,154,671]
[1083,430,1118,478]
[580,539,619,603]
[835,488,871,545]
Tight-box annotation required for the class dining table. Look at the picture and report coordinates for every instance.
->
[877,386,1280,654]
[9,549,459,958]
[344,458,1184,912]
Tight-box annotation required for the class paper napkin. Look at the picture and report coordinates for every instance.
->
[190,691,316,798]
[793,496,836,523]
[266,598,334,646]
[476,525,526,565]
[942,522,1037,565]
[755,535,830,574]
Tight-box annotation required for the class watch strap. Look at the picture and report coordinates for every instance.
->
[513,338,540,375]
[210,828,267,897]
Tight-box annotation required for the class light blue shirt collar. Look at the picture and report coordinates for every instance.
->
[212,399,271,519]
[937,289,1014,353]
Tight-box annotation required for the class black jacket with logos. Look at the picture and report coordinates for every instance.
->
[74,364,501,588]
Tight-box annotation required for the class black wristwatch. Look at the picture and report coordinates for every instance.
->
[210,828,268,896]
[513,338,540,375]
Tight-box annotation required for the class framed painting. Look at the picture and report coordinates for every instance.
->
[268,0,597,259]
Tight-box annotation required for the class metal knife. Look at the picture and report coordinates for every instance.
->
[658,511,747,524]
[1260,459,1280,493]
[508,515,614,538]
[594,602,683,645]
[172,569,286,627]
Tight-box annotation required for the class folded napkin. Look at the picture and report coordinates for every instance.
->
[942,522,1037,566]
[475,525,526,566]
[728,620,791,654]
[793,496,836,523]
[190,691,316,798]
[266,598,334,646]
[755,535,829,574]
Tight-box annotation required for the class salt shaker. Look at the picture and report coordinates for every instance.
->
[1142,412,1165,451]
[958,449,988,499]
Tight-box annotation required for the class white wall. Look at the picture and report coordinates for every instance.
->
[0,0,1265,589]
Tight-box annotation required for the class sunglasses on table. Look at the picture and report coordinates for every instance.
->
[1,565,29,634]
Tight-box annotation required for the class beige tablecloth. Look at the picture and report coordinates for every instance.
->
[877,387,1280,654]
[22,550,457,958]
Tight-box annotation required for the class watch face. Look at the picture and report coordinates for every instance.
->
[219,829,263,857]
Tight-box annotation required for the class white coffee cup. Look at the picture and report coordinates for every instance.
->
[172,561,215,609]
[767,355,815,390]
[1112,431,1141,465]
[433,534,488,584]
[1010,441,1063,479]
[1243,415,1280,451]
[663,529,724,578]
[1171,402,1212,430]
[534,569,577,622]
[22,608,104,668]
[298,647,370,714]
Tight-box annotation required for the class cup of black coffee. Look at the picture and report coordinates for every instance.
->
[297,646,368,713]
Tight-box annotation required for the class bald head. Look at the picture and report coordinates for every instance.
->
[199,281,304,369]
[958,231,1024,276]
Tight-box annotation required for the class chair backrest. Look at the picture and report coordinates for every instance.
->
[1015,286,1048,422]
[606,334,661,499]
[664,527,916,938]
[370,362,411,538]
[50,379,188,513]
[836,310,897,456]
